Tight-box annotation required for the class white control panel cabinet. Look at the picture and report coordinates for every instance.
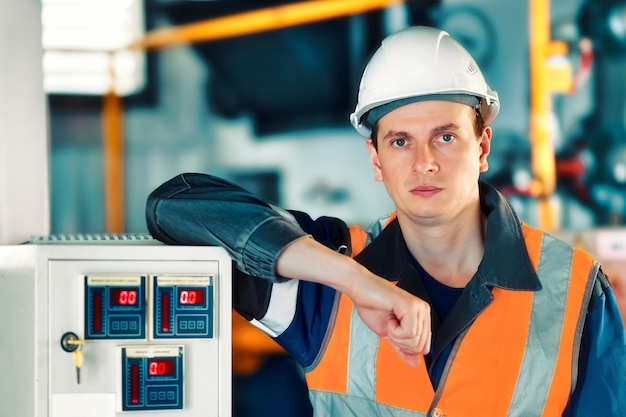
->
[0,240,232,417]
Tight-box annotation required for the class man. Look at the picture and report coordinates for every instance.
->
[146,26,626,416]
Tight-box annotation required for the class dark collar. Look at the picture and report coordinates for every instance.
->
[476,181,541,291]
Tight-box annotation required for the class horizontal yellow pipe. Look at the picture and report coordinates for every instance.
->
[130,0,404,50]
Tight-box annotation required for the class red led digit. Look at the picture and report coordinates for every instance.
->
[179,289,205,305]
[112,289,138,305]
[149,360,158,375]
[149,359,175,375]
[180,290,190,304]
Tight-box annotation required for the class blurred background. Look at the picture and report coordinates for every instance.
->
[4,0,626,237]
[1,0,625,415]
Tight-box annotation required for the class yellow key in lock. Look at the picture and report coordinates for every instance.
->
[73,348,84,384]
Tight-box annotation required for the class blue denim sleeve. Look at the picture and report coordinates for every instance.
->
[565,279,626,417]
[146,173,308,282]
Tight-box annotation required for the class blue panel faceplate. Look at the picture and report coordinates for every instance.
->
[120,346,184,411]
[152,277,214,339]
[84,276,147,339]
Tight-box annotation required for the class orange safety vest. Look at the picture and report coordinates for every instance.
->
[305,224,598,417]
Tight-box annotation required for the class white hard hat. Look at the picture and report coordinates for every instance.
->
[350,26,500,137]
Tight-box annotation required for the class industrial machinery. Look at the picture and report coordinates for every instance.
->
[0,235,232,417]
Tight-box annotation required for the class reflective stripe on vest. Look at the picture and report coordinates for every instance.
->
[306,227,597,417]
[307,293,431,416]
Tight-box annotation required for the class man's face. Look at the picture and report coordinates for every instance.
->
[366,100,492,226]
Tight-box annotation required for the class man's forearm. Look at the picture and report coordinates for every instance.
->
[146,173,307,281]
[277,236,432,366]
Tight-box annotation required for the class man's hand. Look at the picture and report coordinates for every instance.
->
[277,236,431,367]
[348,273,431,367]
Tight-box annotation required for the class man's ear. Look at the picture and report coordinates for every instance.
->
[478,126,492,174]
[366,139,383,182]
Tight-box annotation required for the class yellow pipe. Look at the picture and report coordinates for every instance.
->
[102,85,125,234]
[129,0,404,50]
[529,0,557,230]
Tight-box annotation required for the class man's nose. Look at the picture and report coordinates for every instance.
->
[412,144,438,175]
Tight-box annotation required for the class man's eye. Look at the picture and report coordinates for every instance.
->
[438,134,454,143]
[391,138,407,147]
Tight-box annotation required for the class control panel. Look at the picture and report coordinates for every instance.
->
[151,275,214,339]
[85,275,147,339]
[118,345,184,412]
[0,239,232,417]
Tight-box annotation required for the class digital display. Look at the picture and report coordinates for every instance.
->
[148,359,175,376]
[179,289,205,305]
[111,289,138,305]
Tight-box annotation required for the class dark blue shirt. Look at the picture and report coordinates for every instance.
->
[409,254,464,323]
